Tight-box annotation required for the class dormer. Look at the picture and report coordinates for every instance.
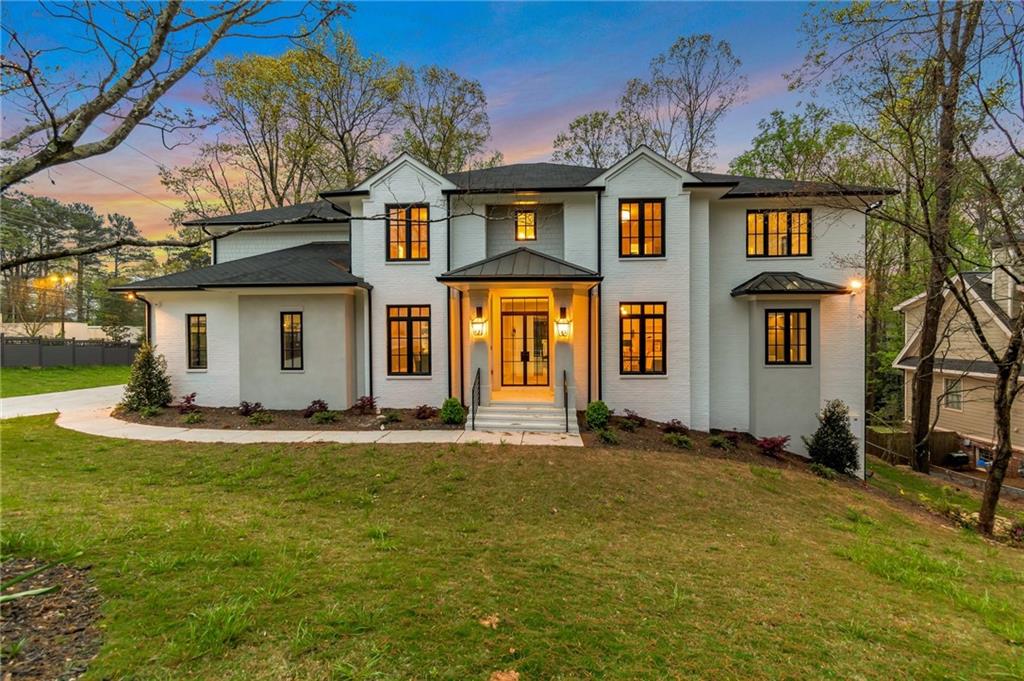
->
[990,235,1023,319]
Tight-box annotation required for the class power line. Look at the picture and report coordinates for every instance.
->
[73,161,178,212]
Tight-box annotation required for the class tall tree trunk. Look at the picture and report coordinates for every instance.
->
[978,368,1014,534]
[75,257,85,322]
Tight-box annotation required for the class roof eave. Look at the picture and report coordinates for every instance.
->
[436,275,603,283]
[318,189,371,198]
[730,288,850,298]
[441,186,605,195]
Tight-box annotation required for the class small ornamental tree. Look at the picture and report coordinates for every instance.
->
[121,342,172,412]
[803,399,859,475]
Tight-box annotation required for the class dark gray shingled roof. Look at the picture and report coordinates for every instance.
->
[962,271,1011,327]
[110,242,366,291]
[182,200,349,226]
[687,171,895,199]
[730,271,850,297]
[442,163,606,193]
[895,356,1003,377]
[438,247,602,282]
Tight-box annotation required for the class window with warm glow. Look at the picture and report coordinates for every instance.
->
[746,209,811,257]
[619,302,666,374]
[281,312,303,370]
[387,204,430,261]
[619,199,664,257]
[187,314,207,370]
[387,305,431,375]
[765,309,810,365]
[515,210,536,241]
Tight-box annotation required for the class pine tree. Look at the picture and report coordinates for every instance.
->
[803,399,859,475]
[121,342,172,411]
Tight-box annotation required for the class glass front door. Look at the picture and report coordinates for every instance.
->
[500,298,549,386]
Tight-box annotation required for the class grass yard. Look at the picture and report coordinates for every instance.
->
[3,415,1023,679]
[0,365,130,398]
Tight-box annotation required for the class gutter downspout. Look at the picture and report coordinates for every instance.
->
[596,188,603,401]
[446,194,453,398]
[366,287,374,399]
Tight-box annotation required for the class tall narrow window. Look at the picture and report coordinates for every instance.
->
[619,302,666,374]
[515,209,536,241]
[281,312,303,370]
[943,378,963,410]
[765,309,810,365]
[619,199,664,257]
[386,204,430,261]
[187,314,207,370]
[388,305,431,375]
[746,209,811,257]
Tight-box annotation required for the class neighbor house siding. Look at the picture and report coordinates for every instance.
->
[905,372,1024,452]
[215,225,349,263]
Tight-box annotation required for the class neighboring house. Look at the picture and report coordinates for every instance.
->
[113,146,888,470]
[893,236,1024,477]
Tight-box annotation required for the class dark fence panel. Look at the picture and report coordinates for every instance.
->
[866,426,961,465]
[0,335,139,368]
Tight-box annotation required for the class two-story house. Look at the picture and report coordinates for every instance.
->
[113,146,889,470]
[894,236,1024,477]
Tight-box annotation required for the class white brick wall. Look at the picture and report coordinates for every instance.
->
[215,225,349,263]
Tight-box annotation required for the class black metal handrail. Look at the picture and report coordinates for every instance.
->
[471,367,481,430]
[563,369,569,432]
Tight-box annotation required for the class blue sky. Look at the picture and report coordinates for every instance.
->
[4,1,820,235]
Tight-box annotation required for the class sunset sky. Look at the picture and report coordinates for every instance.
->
[4,1,817,237]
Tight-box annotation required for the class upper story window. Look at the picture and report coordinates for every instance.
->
[515,209,536,241]
[620,199,664,258]
[943,377,963,410]
[766,309,810,365]
[386,204,429,261]
[620,302,666,374]
[747,209,811,257]
[187,314,207,370]
[281,312,303,370]
[387,305,431,375]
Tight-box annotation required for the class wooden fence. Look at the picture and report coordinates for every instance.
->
[865,426,962,465]
[0,335,138,368]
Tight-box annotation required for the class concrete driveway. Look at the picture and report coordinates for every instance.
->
[0,385,124,419]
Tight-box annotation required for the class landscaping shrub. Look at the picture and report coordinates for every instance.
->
[248,411,273,426]
[182,411,204,425]
[121,341,172,412]
[311,410,337,425]
[303,399,329,418]
[756,435,790,459]
[238,401,264,417]
[663,433,693,449]
[708,434,731,450]
[617,418,638,433]
[803,399,858,475]
[623,409,646,427]
[352,395,377,415]
[1009,520,1024,545]
[440,398,466,425]
[723,431,743,447]
[139,405,162,419]
[585,401,611,430]
[661,419,688,435]
[177,392,199,415]
[596,428,619,445]
[415,404,437,420]
[809,463,838,480]
[382,410,401,424]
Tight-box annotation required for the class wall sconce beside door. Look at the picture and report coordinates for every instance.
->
[555,306,571,339]
[470,305,487,338]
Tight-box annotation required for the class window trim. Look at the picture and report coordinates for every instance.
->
[619,301,667,375]
[186,313,207,370]
[618,198,666,258]
[514,209,537,241]
[746,209,812,258]
[386,304,432,376]
[943,377,964,411]
[764,308,812,366]
[280,311,304,371]
[385,203,430,262]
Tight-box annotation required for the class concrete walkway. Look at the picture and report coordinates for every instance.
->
[0,384,126,419]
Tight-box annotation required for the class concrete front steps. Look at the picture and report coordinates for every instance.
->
[468,402,579,434]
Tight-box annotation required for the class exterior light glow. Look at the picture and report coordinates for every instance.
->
[555,306,571,339]
[470,305,487,338]
[849,278,864,293]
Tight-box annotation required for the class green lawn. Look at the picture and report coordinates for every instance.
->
[3,415,1023,680]
[0,365,130,398]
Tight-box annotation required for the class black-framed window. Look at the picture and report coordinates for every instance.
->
[281,311,303,370]
[386,204,429,261]
[187,314,207,369]
[747,209,811,257]
[619,302,666,374]
[515,209,536,241]
[765,309,810,365]
[619,199,665,257]
[387,305,431,375]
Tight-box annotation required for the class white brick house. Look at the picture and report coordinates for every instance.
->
[114,147,890,467]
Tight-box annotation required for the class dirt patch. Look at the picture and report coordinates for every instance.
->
[114,406,463,431]
[1,558,103,680]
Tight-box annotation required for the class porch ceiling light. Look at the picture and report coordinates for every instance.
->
[470,306,487,338]
[555,306,572,339]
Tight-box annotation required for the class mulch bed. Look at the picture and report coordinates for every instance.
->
[0,559,102,681]
[114,406,463,431]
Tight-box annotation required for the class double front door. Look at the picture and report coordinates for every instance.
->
[500,297,549,386]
